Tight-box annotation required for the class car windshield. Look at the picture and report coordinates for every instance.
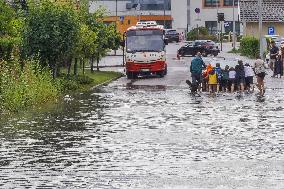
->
[126,35,164,52]
[166,30,177,34]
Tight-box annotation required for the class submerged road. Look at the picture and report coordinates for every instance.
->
[0,43,283,188]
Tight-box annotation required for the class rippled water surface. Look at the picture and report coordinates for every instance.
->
[0,79,284,188]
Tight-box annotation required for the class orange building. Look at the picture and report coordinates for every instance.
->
[103,15,173,34]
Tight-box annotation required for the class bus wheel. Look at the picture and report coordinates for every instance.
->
[127,72,134,79]
[164,66,168,75]
[158,71,164,78]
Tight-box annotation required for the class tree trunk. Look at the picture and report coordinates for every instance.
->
[52,61,57,79]
[67,58,72,78]
[74,58,78,76]
[91,56,94,73]
[82,59,85,75]
[96,53,100,71]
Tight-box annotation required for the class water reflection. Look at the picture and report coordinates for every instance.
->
[0,82,283,188]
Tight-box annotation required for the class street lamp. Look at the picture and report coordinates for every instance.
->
[232,0,236,49]
[163,0,166,28]
[258,0,263,59]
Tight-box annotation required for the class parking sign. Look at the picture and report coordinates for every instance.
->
[268,27,275,35]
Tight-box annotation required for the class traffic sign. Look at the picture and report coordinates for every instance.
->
[195,8,200,14]
[268,26,275,35]
[224,22,230,27]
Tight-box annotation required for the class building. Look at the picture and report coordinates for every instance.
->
[89,0,189,34]
[240,0,284,37]
[188,0,241,35]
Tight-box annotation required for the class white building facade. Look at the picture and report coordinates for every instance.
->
[89,0,189,33]
[188,0,242,35]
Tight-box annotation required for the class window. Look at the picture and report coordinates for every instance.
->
[223,0,238,6]
[131,0,171,10]
[205,21,218,34]
[204,0,220,7]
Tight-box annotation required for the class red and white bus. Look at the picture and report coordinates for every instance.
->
[124,21,168,79]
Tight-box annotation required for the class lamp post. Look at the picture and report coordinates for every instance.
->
[115,0,118,56]
[216,0,220,42]
[258,0,263,59]
[163,0,166,28]
[232,0,236,49]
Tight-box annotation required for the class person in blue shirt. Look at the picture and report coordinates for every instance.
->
[214,63,222,92]
[190,52,206,92]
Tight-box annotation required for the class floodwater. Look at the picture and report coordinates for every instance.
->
[0,78,283,189]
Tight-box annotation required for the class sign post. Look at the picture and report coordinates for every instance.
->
[195,8,201,40]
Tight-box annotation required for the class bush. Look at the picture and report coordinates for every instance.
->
[240,36,259,58]
[187,27,217,41]
[0,60,58,112]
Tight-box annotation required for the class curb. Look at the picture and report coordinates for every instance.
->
[90,73,124,90]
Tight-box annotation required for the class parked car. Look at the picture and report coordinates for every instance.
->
[165,29,180,43]
[177,40,220,57]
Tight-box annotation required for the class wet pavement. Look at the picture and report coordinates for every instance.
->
[0,43,284,188]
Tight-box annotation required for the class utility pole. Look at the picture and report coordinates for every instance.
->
[138,0,141,21]
[232,0,236,49]
[163,0,166,28]
[216,0,220,42]
[115,0,118,56]
[258,0,263,59]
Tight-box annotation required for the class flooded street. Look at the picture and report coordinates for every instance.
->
[0,43,284,188]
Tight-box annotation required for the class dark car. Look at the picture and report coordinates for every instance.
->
[165,29,180,43]
[177,40,220,57]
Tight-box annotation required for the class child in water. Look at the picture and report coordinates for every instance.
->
[215,63,222,93]
[221,65,230,92]
[208,68,218,95]
[228,67,236,93]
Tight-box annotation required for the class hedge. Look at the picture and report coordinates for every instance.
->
[187,27,217,41]
[240,36,259,58]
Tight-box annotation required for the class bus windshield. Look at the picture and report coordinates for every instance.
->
[126,35,164,53]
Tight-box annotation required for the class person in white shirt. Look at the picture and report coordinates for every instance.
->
[253,57,266,96]
[244,63,254,92]
[228,67,236,93]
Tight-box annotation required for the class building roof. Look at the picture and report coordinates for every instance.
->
[240,0,284,22]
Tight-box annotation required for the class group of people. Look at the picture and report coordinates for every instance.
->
[189,52,267,96]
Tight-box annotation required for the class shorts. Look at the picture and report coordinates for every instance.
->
[245,76,253,86]
[220,79,228,87]
[256,72,266,80]
[235,76,245,85]
[228,78,235,87]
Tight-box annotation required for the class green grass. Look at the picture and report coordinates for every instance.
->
[228,48,240,54]
[59,66,123,92]
[87,71,121,83]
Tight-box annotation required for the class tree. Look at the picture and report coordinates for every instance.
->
[80,6,121,72]
[0,0,23,60]
[23,1,79,78]
[72,23,97,76]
